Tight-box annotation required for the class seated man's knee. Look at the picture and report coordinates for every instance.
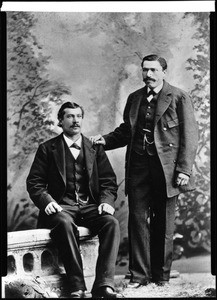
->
[51,214,76,234]
[105,215,120,231]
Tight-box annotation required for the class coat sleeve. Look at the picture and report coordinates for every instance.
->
[95,145,118,208]
[175,92,198,176]
[103,94,132,150]
[26,144,57,211]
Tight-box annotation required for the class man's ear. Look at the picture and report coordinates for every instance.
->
[57,120,62,127]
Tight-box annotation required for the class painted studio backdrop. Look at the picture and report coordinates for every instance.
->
[7,12,210,261]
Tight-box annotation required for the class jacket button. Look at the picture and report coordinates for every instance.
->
[163,127,167,131]
[169,143,173,147]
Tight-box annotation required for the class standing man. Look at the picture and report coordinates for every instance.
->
[90,54,198,287]
[26,102,123,298]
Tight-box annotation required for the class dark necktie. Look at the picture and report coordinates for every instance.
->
[147,89,156,97]
[70,143,81,150]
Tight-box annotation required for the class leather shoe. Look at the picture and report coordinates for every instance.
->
[70,290,91,298]
[153,280,169,286]
[127,282,142,288]
[127,280,150,288]
[92,286,124,298]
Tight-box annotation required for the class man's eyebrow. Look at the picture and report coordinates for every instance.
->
[143,67,158,70]
[66,113,82,116]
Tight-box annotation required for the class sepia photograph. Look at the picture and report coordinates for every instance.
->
[1,1,215,298]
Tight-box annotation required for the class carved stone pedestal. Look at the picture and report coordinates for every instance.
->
[2,228,99,298]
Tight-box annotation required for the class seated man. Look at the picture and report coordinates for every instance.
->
[26,101,123,298]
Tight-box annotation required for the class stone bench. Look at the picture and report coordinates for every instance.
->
[2,228,99,298]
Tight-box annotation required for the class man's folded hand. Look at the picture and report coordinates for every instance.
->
[45,202,63,215]
[98,203,115,215]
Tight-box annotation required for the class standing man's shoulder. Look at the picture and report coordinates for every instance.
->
[166,82,190,99]
[124,86,146,108]
[129,86,146,98]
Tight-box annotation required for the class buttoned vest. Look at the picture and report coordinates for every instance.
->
[61,142,90,205]
[133,94,158,156]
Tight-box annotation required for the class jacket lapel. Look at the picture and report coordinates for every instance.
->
[51,133,66,185]
[129,87,146,130]
[82,135,96,179]
[155,81,173,126]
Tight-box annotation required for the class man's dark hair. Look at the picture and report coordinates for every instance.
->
[141,54,167,71]
[57,102,84,127]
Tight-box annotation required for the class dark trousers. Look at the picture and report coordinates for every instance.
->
[128,151,177,284]
[42,203,120,293]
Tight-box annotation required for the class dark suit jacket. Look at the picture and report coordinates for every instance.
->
[103,80,198,198]
[26,133,118,225]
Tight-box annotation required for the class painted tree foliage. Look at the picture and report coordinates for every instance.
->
[7,12,71,230]
[175,12,210,253]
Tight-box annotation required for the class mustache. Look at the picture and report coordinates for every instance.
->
[144,78,155,82]
[70,124,80,128]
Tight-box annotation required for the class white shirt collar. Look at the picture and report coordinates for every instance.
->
[147,81,163,95]
[63,134,82,148]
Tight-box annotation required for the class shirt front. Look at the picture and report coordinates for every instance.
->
[147,81,163,102]
[63,134,82,160]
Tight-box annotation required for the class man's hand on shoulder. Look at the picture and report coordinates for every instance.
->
[45,202,63,215]
[89,134,106,145]
[98,203,115,215]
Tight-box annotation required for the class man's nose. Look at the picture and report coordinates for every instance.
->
[147,69,153,77]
